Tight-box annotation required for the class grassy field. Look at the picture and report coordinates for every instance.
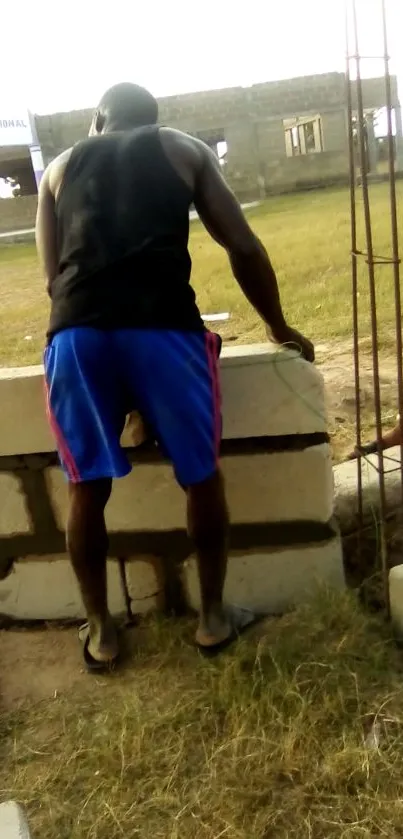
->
[2,591,403,838]
[0,182,402,364]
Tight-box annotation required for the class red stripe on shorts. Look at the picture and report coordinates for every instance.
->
[44,378,81,483]
[205,332,222,462]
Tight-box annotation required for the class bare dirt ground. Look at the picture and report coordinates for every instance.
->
[0,627,90,709]
[315,339,398,459]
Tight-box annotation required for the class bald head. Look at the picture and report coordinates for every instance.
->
[91,83,158,135]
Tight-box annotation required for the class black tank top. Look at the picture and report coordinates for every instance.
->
[48,126,203,337]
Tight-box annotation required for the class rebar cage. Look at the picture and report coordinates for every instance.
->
[345,0,402,615]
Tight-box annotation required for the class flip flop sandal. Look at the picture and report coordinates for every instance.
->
[78,623,119,673]
[357,442,379,456]
[347,441,379,460]
[196,606,266,658]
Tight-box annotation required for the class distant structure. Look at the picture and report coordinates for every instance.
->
[0,72,402,234]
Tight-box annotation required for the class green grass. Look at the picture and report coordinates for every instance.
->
[192,181,403,352]
[2,591,403,838]
[1,182,402,365]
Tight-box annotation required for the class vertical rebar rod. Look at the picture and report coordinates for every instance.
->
[351,0,390,614]
[345,3,363,530]
[381,0,403,502]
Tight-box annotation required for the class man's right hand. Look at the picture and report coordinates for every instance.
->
[267,325,315,363]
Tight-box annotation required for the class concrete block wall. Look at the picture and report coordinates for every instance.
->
[35,74,399,159]
[0,72,383,236]
[250,74,346,118]
[355,76,399,112]
[159,87,246,132]
[264,151,349,193]
[256,120,286,158]
[36,109,92,162]
[321,111,349,153]
[0,345,345,622]
[0,195,37,233]
[35,72,394,201]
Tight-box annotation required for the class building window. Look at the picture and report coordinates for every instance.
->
[216,140,228,166]
[196,131,228,166]
[284,116,323,157]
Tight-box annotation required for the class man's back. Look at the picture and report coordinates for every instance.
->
[49,126,203,337]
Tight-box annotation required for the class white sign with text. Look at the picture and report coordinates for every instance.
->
[0,111,33,146]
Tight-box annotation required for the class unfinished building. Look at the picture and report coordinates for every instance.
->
[0,72,401,233]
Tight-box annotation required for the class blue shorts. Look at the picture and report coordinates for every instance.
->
[44,327,222,486]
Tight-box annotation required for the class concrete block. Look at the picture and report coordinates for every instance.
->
[0,802,31,839]
[0,366,53,456]
[47,443,333,533]
[45,468,67,528]
[106,466,183,532]
[0,474,31,535]
[223,444,333,524]
[334,447,403,534]
[109,444,334,528]
[46,465,184,531]
[0,192,37,234]
[184,535,344,615]
[0,558,125,620]
[125,558,162,613]
[220,345,326,438]
[0,345,325,459]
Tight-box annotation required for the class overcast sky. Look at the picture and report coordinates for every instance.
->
[1,0,402,115]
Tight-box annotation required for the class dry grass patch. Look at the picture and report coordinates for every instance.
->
[1,591,403,838]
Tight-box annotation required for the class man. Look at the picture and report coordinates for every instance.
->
[36,82,314,670]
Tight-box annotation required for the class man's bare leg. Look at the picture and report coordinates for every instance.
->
[186,470,234,647]
[67,479,118,662]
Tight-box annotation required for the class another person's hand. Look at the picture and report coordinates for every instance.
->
[267,324,315,363]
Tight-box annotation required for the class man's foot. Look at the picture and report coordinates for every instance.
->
[79,617,119,672]
[195,604,264,657]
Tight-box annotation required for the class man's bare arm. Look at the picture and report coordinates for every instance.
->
[193,141,314,360]
[35,166,58,295]
[35,149,72,295]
